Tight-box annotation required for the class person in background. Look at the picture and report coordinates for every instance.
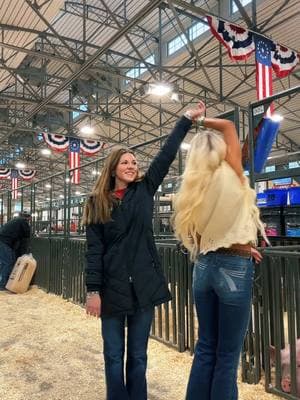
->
[82,101,206,400]
[0,211,31,290]
[172,108,267,400]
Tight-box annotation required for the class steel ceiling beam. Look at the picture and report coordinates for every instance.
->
[64,1,158,42]
[25,0,81,62]
[6,0,163,138]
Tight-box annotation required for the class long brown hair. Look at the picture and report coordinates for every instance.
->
[82,147,141,225]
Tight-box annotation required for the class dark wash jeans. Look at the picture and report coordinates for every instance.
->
[186,252,254,400]
[101,308,154,400]
[0,241,15,289]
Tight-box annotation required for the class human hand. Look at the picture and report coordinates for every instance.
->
[86,293,101,318]
[251,247,263,264]
[185,100,206,121]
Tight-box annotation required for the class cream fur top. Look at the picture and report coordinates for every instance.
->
[198,161,264,254]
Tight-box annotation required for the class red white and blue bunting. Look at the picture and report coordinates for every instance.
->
[42,133,105,184]
[18,169,36,180]
[80,139,104,155]
[271,44,299,78]
[206,15,299,76]
[0,169,36,200]
[0,168,11,179]
[43,133,69,152]
[206,15,255,61]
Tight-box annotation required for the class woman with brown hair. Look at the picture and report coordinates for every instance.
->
[82,101,205,400]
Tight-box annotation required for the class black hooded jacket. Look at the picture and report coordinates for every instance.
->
[85,116,193,317]
[0,217,31,257]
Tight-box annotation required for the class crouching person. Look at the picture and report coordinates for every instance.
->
[0,211,31,290]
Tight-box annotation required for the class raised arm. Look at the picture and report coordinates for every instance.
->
[202,118,243,180]
[145,101,206,194]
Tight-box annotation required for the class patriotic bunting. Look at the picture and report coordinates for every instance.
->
[206,16,254,61]
[206,15,299,116]
[42,133,105,184]
[271,44,299,78]
[0,169,36,199]
[0,168,11,179]
[69,138,81,185]
[43,133,69,152]
[18,169,36,180]
[10,169,19,200]
[80,139,104,155]
[254,35,274,116]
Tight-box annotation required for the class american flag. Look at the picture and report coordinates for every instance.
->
[11,169,19,200]
[69,138,81,184]
[254,36,275,116]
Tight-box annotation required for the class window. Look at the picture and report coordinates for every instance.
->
[125,54,155,84]
[73,103,88,120]
[289,161,300,169]
[139,55,155,75]
[231,0,252,14]
[167,21,208,56]
[189,22,209,41]
[168,34,188,56]
[265,165,275,172]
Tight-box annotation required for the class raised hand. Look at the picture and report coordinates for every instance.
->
[185,100,206,121]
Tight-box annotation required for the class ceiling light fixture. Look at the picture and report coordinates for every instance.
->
[41,148,51,156]
[80,125,95,135]
[15,162,25,169]
[139,81,182,102]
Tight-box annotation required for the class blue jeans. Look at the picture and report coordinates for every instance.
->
[101,308,154,400]
[186,252,254,400]
[0,242,15,289]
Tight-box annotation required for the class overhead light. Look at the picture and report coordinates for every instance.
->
[270,114,284,122]
[148,82,172,96]
[45,184,51,189]
[80,125,95,135]
[65,178,70,183]
[46,197,50,201]
[59,194,64,198]
[15,162,25,169]
[75,191,81,195]
[139,81,181,102]
[181,142,191,151]
[41,148,51,156]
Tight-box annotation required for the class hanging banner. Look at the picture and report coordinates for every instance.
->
[206,15,255,60]
[10,169,19,200]
[69,138,81,185]
[18,170,36,180]
[0,168,11,179]
[43,133,69,152]
[80,139,104,155]
[271,44,299,78]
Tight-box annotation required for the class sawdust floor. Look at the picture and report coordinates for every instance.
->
[0,287,279,400]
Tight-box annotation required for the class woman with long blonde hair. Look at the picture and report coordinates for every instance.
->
[173,107,266,400]
[83,101,205,400]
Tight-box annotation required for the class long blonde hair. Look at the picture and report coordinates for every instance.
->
[82,147,141,225]
[172,129,227,260]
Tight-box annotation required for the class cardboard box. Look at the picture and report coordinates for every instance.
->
[6,255,37,294]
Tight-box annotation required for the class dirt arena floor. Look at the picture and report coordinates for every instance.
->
[0,287,279,400]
